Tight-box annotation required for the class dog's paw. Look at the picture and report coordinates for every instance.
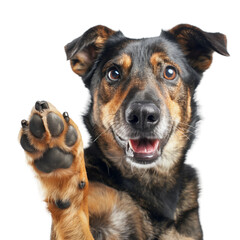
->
[19,101,82,174]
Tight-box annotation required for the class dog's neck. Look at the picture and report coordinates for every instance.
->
[85,142,183,221]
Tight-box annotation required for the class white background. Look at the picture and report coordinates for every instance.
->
[0,0,239,239]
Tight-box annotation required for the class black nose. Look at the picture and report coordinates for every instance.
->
[125,102,160,131]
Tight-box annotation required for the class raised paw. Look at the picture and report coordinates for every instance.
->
[19,101,82,174]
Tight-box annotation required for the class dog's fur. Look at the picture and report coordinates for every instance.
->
[20,24,229,240]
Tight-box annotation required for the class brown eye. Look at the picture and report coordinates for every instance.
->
[107,67,121,82]
[163,66,177,80]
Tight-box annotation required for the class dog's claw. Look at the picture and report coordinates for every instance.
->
[78,181,86,189]
[21,119,28,128]
[35,101,49,112]
[63,112,70,123]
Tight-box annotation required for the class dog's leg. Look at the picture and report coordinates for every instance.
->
[19,101,93,240]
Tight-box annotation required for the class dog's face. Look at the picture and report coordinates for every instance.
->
[65,25,228,171]
[89,37,195,170]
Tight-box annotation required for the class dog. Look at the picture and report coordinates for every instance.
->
[19,24,229,240]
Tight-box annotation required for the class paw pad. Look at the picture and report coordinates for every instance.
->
[34,147,73,173]
[47,112,64,137]
[29,114,45,138]
[20,134,36,153]
[20,101,80,173]
[65,125,78,146]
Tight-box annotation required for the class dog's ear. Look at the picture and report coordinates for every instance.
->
[65,25,116,77]
[167,24,229,73]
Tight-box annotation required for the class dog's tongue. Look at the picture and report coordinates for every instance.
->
[129,139,159,154]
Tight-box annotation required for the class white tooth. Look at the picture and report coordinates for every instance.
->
[129,140,133,150]
[127,141,134,157]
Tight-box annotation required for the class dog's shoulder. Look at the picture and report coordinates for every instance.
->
[182,164,199,186]
[178,164,200,214]
[174,164,203,239]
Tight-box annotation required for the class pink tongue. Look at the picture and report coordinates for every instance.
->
[129,139,159,154]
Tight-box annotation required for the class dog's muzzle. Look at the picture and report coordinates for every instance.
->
[124,101,161,164]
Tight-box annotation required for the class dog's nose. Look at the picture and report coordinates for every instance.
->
[125,102,160,131]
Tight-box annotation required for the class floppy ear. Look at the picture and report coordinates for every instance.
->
[65,25,116,78]
[167,24,229,73]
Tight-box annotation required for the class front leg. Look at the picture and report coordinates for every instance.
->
[19,101,93,240]
[176,208,203,240]
[161,208,203,240]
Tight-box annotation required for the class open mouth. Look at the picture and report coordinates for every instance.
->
[114,133,163,165]
[127,138,161,164]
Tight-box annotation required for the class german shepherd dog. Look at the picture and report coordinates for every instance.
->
[19,24,229,239]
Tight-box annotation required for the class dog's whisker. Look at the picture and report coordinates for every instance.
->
[92,124,114,143]
[170,114,198,130]
[90,114,117,143]
[178,123,198,131]
[176,127,191,141]
[176,126,196,136]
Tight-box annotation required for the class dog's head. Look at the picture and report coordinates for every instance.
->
[65,24,229,171]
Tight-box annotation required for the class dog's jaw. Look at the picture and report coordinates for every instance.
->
[112,108,174,169]
[126,156,161,169]
[127,138,161,163]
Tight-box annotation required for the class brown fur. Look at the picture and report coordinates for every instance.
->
[20,103,93,240]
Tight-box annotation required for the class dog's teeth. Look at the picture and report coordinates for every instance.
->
[129,140,133,150]
[127,141,134,156]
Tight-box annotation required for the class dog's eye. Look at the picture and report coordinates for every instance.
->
[163,66,177,80]
[107,67,121,82]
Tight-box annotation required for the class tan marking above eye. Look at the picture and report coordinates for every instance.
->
[119,54,132,70]
[103,54,132,75]
[150,52,181,76]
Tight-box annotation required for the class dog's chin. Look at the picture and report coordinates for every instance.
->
[115,135,163,168]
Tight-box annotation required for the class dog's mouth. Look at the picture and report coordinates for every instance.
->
[129,138,160,155]
[115,134,162,165]
[127,138,161,164]
[129,138,160,153]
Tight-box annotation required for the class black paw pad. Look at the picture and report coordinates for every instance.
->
[35,101,49,112]
[20,134,36,153]
[29,114,45,138]
[34,147,73,173]
[47,112,64,137]
[65,125,78,146]
[55,199,71,209]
